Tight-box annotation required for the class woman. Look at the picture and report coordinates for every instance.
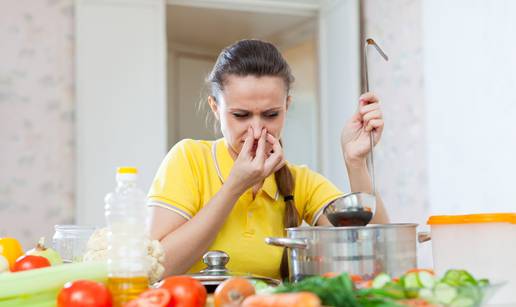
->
[148,39,387,279]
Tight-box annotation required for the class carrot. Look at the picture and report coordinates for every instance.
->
[405,268,435,275]
[350,274,364,283]
[321,272,338,278]
[241,292,321,307]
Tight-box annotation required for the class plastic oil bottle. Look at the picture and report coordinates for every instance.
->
[105,167,149,306]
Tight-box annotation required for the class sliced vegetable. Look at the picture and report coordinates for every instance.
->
[372,273,391,289]
[433,282,458,305]
[402,272,421,289]
[417,271,436,289]
[449,296,475,307]
[442,270,477,287]
[250,280,271,294]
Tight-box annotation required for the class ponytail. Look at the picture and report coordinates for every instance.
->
[274,164,299,279]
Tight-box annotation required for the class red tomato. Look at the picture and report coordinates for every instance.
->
[140,288,171,307]
[159,276,207,307]
[57,280,112,307]
[12,255,50,272]
[125,288,171,307]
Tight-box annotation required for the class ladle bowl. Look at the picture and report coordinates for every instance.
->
[324,192,376,226]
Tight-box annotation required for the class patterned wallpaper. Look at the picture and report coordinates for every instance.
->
[362,0,429,225]
[0,0,75,249]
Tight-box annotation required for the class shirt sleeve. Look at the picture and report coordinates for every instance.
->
[296,166,344,225]
[147,139,202,220]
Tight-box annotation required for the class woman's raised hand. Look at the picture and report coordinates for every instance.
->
[341,92,384,165]
[226,127,286,193]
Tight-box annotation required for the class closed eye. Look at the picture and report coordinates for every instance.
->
[232,112,249,118]
[264,112,279,118]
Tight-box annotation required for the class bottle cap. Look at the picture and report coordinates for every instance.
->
[116,167,138,181]
[117,167,138,174]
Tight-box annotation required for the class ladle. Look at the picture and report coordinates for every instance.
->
[324,38,388,227]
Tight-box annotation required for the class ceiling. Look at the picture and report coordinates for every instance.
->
[166,4,316,53]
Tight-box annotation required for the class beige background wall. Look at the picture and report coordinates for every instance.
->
[0,0,75,248]
[362,0,428,224]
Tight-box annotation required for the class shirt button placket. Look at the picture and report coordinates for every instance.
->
[245,199,255,236]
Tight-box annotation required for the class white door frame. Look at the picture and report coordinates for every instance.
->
[167,0,360,189]
[75,0,168,226]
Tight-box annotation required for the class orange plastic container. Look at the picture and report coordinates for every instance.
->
[427,213,516,305]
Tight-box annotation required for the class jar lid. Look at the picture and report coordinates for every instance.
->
[427,213,516,225]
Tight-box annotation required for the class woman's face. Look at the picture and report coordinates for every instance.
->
[208,75,290,158]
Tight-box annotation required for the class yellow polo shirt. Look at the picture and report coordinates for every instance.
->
[148,138,343,279]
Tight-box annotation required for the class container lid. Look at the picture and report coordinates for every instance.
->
[427,213,516,225]
[188,250,280,287]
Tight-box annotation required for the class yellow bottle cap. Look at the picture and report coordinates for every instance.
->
[117,167,138,174]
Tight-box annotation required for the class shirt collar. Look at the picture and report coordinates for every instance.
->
[212,138,279,200]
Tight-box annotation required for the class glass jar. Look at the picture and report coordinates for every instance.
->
[52,225,97,263]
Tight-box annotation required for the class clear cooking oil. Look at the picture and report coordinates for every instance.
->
[107,276,149,307]
[105,167,150,307]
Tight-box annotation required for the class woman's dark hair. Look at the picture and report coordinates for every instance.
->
[207,39,298,279]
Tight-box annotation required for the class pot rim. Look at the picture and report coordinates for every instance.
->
[286,223,418,232]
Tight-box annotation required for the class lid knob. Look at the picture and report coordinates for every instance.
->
[201,251,229,273]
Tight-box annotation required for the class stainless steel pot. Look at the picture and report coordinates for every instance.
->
[266,224,417,281]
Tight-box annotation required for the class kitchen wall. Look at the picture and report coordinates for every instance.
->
[361,0,431,266]
[363,0,516,268]
[422,0,516,215]
[0,0,75,248]
[362,0,428,225]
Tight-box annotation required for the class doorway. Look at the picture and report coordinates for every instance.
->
[166,3,320,170]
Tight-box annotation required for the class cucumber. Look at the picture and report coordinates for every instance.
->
[418,288,433,299]
[442,270,477,287]
[403,272,421,289]
[457,286,482,304]
[417,271,436,289]
[477,278,489,287]
[450,297,476,307]
[434,282,458,304]
[372,273,391,289]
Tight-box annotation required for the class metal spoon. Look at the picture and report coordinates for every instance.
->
[324,38,388,227]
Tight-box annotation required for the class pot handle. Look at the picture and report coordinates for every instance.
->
[265,237,309,249]
[418,231,431,243]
